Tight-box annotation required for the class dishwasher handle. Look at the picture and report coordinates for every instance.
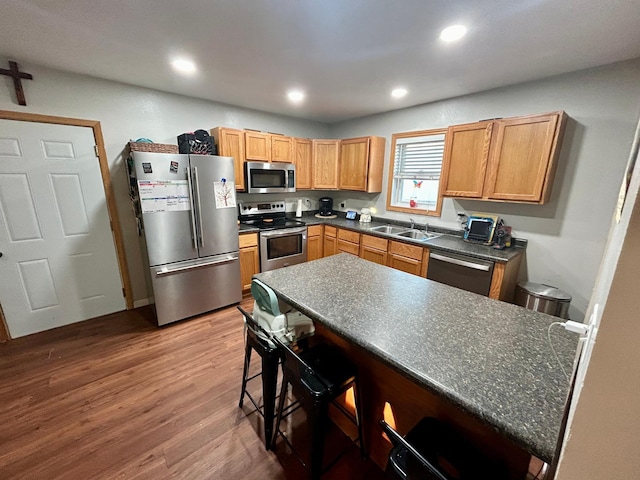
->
[429,252,491,272]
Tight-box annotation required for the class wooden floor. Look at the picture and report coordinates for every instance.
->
[0,299,384,480]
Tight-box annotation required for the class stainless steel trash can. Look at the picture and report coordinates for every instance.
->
[515,282,572,318]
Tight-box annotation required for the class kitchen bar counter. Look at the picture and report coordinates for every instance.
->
[255,254,577,464]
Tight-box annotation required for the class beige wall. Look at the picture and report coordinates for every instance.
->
[0,58,329,306]
[329,58,640,321]
[556,123,640,478]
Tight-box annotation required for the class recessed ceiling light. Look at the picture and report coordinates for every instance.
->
[287,90,305,103]
[440,25,467,42]
[391,88,408,98]
[171,58,197,75]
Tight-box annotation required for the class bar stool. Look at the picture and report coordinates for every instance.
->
[237,306,280,450]
[380,418,509,479]
[271,334,366,480]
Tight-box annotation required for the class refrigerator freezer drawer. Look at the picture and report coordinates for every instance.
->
[150,254,242,326]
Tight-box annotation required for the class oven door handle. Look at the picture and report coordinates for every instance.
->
[429,252,491,271]
[260,227,307,237]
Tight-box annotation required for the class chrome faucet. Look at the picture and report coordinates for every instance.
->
[409,218,415,229]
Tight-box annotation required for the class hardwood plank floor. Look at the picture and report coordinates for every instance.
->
[0,299,384,480]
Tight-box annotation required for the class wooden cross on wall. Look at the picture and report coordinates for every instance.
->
[0,61,33,106]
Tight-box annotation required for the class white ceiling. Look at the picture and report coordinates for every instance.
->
[1,0,639,123]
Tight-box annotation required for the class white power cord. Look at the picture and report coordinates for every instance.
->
[547,321,591,380]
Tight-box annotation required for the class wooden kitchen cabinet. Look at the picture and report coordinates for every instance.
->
[484,112,566,203]
[239,233,260,293]
[313,139,340,189]
[359,234,388,265]
[293,138,313,190]
[307,225,324,261]
[441,111,566,204]
[337,228,360,256]
[323,225,338,257]
[339,136,386,192]
[245,130,271,161]
[441,121,494,198]
[210,127,246,191]
[387,241,427,277]
[271,134,293,163]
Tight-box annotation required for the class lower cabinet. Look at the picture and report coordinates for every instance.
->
[323,225,338,257]
[337,228,360,255]
[239,233,260,293]
[387,241,429,277]
[359,234,388,265]
[307,225,324,261]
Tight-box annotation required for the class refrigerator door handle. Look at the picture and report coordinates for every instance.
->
[192,166,205,248]
[186,166,198,249]
[155,254,239,277]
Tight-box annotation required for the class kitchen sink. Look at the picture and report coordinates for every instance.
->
[396,229,442,241]
[369,225,409,235]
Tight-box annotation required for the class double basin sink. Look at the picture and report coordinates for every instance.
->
[368,225,442,242]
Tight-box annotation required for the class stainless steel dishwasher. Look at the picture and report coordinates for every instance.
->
[426,251,494,296]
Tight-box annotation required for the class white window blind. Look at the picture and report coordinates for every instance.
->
[393,134,446,180]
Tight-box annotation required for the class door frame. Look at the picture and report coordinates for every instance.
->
[0,110,134,341]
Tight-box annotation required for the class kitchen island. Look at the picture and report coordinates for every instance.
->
[254,254,578,477]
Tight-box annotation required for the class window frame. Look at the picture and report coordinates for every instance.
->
[385,128,447,217]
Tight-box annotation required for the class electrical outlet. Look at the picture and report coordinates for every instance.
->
[340,201,347,209]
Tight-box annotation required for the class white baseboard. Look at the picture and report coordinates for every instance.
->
[133,298,153,308]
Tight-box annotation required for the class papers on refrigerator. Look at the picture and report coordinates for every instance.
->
[137,180,191,213]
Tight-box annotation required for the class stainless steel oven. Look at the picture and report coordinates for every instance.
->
[259,226,307,272]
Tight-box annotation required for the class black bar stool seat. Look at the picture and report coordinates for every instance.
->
[381,418,509,480]
[272,336,366,480]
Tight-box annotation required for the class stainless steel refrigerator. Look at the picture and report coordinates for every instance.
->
[133,151,241,326]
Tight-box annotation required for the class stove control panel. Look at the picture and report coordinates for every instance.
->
[238,201,286,216]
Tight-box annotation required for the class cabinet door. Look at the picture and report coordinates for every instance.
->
[360,245,387,265]
[239,233,260,292]
[245,131,271,161]
[360,234,388,265]
[271,135,293,163]
[210,127,245,191]
[323,234,337,257]
[339,137,369,191]
[313,139,340,189]
[388,253,422,276]
[441,121,494,198]
[307,234,323,261]
[293,138,313,190]
[484,113,562,203]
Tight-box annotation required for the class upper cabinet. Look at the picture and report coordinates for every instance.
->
[339,136,386,193]
[244,130,271,162]
[210,127,246,191]
[293,138,313,190]
[271,134,293,163]
[313,139,340,189]
[441,111,567,204]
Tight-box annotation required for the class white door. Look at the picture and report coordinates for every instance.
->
[0,120,125,338]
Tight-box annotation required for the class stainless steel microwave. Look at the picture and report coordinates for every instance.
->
[245,161,296,194]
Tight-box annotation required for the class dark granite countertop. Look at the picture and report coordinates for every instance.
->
[303,214,523,263]
[255,254,577,463]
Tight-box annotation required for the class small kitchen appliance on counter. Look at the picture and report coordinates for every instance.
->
[463,213,500,245]
[238,201,307,272]
[317,197,334,217]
